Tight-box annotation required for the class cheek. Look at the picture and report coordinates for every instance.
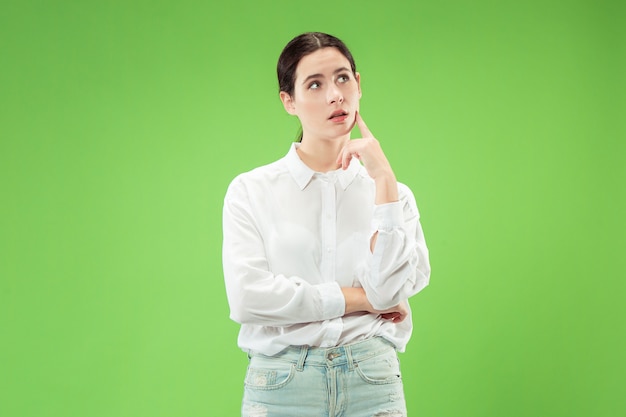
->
[298,97,324,116]
[343,84,361,102]
[348,89,361,109]
[351,84,362,98]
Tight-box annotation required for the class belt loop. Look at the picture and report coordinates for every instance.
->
[345,345,355,371]
[296,345,309,371]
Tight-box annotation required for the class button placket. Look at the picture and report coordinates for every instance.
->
[319,175,336,282]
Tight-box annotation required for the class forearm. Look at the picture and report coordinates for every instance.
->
[371,173,399,251]
[374,172,398,205]
[228,274,345,326]
[341,287,370,314]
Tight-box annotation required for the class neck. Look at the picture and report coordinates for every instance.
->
[297,134,350,172]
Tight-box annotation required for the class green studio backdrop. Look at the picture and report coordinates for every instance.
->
[1,0,624,416]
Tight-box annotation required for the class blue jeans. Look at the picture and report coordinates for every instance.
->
[242,337,407,417]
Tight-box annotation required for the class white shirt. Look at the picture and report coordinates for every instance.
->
[222,143,430,356]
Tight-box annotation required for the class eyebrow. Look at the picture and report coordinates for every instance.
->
[301,67,351,85]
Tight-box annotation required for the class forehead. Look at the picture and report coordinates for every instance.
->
[295,47,351,80]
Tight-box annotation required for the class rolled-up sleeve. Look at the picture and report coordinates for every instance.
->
[360,184,430,310]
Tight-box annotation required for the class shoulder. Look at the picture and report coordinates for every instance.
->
[225,156,289,198]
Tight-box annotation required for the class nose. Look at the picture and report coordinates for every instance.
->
[328,85,344,104]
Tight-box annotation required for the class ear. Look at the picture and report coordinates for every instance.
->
[280,91,296,115]
[355,72,362,98]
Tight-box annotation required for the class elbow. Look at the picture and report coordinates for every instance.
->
[229,303,269,326]
[412,263,430,295]
[225,268,271,325]
[407,264,430,299]
[366,266,431,310]
[228,298,252,324]
[230,309,254,325]
[227,290,262,325]
[364,276,405,310]
[225,280,256,324]
[227,286,281,325]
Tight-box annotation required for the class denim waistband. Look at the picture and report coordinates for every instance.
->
[249,337,395,370]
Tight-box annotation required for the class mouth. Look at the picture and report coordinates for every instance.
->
[329,110,349,121]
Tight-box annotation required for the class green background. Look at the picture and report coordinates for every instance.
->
[1,0,624,416]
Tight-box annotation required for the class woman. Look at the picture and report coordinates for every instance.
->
[223,32,430,417]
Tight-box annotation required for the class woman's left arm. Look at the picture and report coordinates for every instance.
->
[337,112,431,310]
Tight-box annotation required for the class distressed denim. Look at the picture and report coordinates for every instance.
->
[242,337,406,417]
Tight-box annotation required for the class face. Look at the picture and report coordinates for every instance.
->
[280,47,361,141]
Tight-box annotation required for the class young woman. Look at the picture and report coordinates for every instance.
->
[223,32,430,417]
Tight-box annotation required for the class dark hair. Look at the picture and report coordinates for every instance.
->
[277,32,357,97]
[277,32,357,141]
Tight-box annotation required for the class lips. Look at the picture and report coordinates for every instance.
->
[329,110,349,120]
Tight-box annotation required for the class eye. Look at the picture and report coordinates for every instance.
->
[308,81,320,90]
[337,74,350,83]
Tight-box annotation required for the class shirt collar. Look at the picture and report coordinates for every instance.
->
[285,143,360,191]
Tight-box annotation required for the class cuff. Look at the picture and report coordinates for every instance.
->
[372,201,404,232]
[318,282,345,319]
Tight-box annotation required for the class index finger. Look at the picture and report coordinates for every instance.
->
[355,111,373,138]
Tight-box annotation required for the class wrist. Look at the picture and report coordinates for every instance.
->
[373,168,396,182]
[374,174,398,204]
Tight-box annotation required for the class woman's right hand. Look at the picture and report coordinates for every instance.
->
[371,302,409,323]
[342,287,409,323]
